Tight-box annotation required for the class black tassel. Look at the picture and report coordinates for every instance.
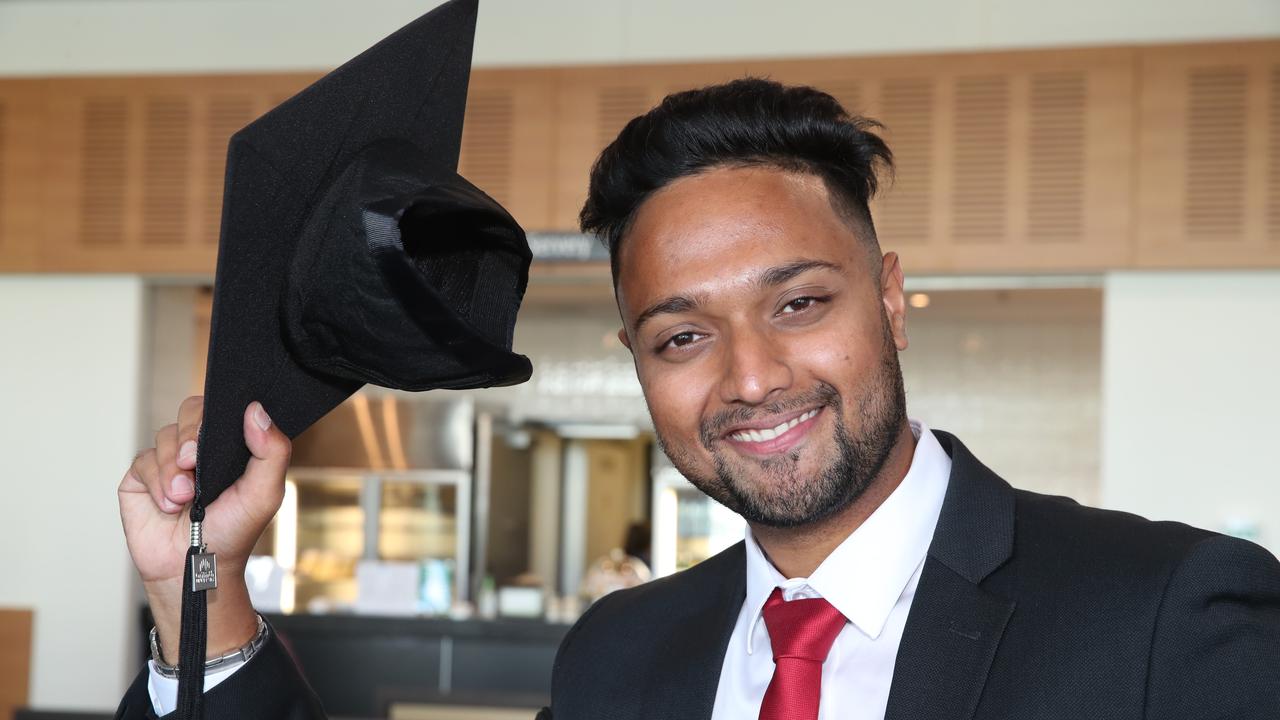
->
[176,503,208,719]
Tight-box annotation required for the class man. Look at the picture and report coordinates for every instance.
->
[116,79,1280,719]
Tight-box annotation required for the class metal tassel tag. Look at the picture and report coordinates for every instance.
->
[190,521,218,592]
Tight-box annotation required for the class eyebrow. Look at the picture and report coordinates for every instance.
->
[757,259,843,289]
[631,258,844,334]
[634,294,702,334]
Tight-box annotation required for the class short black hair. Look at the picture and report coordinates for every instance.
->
[579,77,894,283]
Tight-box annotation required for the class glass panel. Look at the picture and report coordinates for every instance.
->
[292,473,363,612]
[379,481,458,562]
[672,488,743,573]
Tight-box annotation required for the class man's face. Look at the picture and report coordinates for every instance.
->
[615,166,910,528]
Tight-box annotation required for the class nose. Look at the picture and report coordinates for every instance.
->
[718,325,793,406]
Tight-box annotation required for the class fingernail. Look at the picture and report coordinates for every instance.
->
[252,402,272,431]
[171,474,193,497]
[178,440,197,462]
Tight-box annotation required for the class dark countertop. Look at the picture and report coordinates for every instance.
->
[265,611,574,642]
[266,612,569,716]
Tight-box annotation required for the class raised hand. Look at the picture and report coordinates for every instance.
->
[118,396,291,664]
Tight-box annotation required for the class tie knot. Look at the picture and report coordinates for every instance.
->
[761,587,847,663]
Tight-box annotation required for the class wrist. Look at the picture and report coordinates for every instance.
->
[152,613,268,679]
[147,575,257,666]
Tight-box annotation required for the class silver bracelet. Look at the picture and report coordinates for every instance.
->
[150,614,268,679]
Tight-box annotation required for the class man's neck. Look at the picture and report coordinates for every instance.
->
[749,421,918,579]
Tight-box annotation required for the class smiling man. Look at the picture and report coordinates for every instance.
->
[544,78,1280,720]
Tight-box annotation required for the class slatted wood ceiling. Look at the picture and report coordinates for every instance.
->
[462,70,558,231]
[876,78,936,246]
[205,96,256,244]
[79,97,129,246]
[1136,41,1280,267]
[952,76,1010,245]
[460,90,516,208]
[1270,66,1280,244]
[1027,72,1087,244]
[0,99,6,248]
[1,41,1275,273]
[0,81,44,269]
[142,96,192,245]
[597,86,651,149]
[791,47,1134,271]
[1185,66,1248,242]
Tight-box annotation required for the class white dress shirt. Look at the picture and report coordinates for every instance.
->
[709,419,951,720]
[151,420,950,717]
[148,656,237,715]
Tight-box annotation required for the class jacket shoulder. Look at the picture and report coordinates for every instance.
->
[1011,488,1220,579]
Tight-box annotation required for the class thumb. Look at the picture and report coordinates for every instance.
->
[238,401,291,513]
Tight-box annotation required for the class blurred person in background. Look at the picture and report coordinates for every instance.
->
[115,79,1280,719]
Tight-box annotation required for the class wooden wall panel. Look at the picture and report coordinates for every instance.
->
[1,41,1274,275]
[552,66,654,232]
[0,608,32,720]
[765,48,1136,274]
[0,70,555,272]
[460,70,558,231]
[550,61,766,230]
[0,81,46,272]
[552,48,1136,273]
[1135,40,1280,268]
[38,74,313,273]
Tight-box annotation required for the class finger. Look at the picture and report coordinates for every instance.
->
[240,401,291,511]
[128,448,184,514]
[175,396,204,470]
[155,423,195,507]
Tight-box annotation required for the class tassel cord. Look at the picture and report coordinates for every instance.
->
[176,502,207,719]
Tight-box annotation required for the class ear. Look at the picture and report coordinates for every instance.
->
[617,327,633,352]
[880,252,908,351]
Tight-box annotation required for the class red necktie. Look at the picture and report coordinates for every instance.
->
[757,587,848,720]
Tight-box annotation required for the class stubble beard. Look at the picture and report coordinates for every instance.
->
[656,323,908,529]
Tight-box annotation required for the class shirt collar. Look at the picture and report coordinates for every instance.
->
[742,418,952,654]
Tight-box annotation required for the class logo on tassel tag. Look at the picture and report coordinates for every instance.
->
[191,550,218,592]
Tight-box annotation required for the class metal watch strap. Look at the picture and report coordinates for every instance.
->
[150,613,268,679]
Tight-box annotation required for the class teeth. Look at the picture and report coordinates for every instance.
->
[729,408,820,443]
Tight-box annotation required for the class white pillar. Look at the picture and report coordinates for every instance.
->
[1100,271,1280,555]
[0,275,145,709]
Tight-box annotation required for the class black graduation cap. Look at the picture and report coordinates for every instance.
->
[177,0,532,714]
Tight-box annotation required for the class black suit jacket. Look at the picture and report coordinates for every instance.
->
[116,431,1280,719]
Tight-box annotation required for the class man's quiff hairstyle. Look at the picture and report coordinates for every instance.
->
[579,77,895,282]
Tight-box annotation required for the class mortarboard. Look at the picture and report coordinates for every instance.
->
[177,0,533,715]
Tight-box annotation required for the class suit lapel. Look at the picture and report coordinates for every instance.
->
[640,543,746,720]
[883,558,1014,720]
[885,431,1017,720]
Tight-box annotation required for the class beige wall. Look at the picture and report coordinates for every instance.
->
[1101,272,1280,555]
[901,287,1103,505]
[0,275,144,709]
[0,0,1274,77]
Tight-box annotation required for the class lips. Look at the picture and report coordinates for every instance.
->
[726,407,820,442]
[721,406,824,456]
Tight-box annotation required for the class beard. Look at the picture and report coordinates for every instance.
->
[656,320,908,529]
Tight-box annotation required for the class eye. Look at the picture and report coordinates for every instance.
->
[779,296,825,315]
[658,330,706,353]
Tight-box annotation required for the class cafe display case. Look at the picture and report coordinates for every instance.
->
[253,395,477,614]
